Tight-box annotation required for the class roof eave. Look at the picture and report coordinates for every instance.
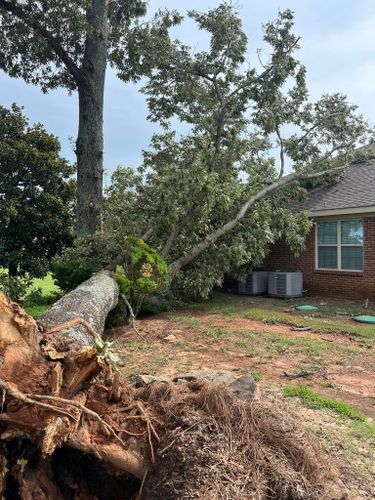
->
[309,205,375,217]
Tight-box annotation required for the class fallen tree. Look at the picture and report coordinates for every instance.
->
[0,271,347,498]
[103,6,372,299]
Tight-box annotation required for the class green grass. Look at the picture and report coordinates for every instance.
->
[250,370,263,382]
[24,304,49,318]
[189,293,249,315]
[190,293,375,342]
[169,315,201,327]
[284,385,366,420]
[202,325,230,340]
[121,354,168,378]
[229,328,361,366]
[25,274,60,317]
[284,384,375,443]
[285,384,374,438]
[245,308,375,342]
[192,292,366,317]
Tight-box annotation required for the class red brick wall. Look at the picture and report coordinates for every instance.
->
[264,217,375,300]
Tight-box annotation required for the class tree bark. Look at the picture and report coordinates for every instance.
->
[76,0,109,236]
[39,270,119,345]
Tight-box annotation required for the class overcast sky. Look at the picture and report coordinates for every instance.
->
[1,0,375,181]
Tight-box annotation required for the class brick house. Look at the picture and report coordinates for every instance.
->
[264,162,375,299]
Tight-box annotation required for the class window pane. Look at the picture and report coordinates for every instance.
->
[318,246,338,269]
[342,246,363,270]
[341,220,363,245]
[317,222,337,244]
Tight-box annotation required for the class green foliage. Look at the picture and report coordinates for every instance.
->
[29,273,61,298]
[106,298,127,328]
[115,237,170,318]
[0,268,61,305]
[23,287,45,305]
[53,258,101,293]
[0,104,75,278]
[53,235,168,325]
[52,234,122,292]
[0,271,32,303]
[104,5,372,300]
[117,236,169,298]
[94,336,120,370]
[0,1,181,92]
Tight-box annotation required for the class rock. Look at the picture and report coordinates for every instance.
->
[163,334,177,342]
[133,375,169,387]
[173,370,236,385]
[173,370,258,400]
[228,375,258,400]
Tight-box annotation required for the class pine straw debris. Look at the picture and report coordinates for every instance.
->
[137,381,346,500]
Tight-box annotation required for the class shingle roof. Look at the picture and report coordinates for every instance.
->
[293,162,375,213]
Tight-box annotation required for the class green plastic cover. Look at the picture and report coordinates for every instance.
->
[295,305,319,312]
[352,315,375,324]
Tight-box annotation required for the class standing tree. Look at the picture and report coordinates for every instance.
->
[104,5,372,298]
[0,0,179,235]
[0,104,75,278]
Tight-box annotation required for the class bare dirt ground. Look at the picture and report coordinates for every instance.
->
[106,293,375,498]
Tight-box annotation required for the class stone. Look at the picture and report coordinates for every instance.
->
[163,334,177,342]
[173,370,236,385]
[228,375,258,400]
[133,375,169,387]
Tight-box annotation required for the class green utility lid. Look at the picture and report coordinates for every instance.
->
[352,315,375,324]
[295,305,319,312]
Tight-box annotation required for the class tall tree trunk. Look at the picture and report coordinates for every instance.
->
[76,0,108,237]
[76,86,105,236]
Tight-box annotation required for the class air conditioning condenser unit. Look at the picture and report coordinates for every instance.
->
[238,271,268,296]
[268,272,303,298]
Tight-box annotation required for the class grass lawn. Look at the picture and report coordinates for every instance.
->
[25,273,60,317]
[0,269,59,318]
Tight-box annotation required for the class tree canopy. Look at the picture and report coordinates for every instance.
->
[0,104,75,277]
[104,5,372,298]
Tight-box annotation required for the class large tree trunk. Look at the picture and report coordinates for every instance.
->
[39,270,118,345]
[76,0,108,236]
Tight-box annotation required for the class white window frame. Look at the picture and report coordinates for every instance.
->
[315,219,364,272]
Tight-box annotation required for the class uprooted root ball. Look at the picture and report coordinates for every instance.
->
[139,381,345,500]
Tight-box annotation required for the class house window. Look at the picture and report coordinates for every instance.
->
[316,219,363,271]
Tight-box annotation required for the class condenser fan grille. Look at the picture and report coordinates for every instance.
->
[276,274,287,295]
[268,272,303,298]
